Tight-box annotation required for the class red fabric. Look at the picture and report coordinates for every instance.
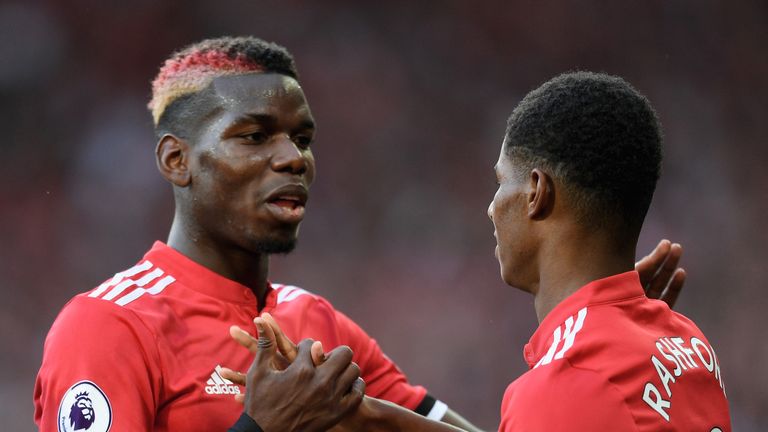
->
[34,242,426,431]
[499,271,731,431]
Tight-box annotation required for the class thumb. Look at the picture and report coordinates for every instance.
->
[262,312,298,362]
[254,317,278,366]
[311,341,326,366]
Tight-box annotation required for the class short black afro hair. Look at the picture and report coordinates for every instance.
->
[505,71,662,235]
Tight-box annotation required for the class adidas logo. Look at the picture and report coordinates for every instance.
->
[204,365,241,395]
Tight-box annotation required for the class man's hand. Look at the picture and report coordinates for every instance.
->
[222,316,365,432]
[636,239,686,308]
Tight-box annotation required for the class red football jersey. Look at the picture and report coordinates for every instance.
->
[499,271,730,431]
[35,242,427,431]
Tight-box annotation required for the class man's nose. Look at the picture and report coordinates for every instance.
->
[272,135,308,175]
[487,201,494,221]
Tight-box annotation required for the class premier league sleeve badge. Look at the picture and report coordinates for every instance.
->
[57,381,112,432]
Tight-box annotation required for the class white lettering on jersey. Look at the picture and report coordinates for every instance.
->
[534,307,587,369]
[642,382,671,421]
[642,335,726,422]
[204,365,241,395]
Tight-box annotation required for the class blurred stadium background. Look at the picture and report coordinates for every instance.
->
[1,1,766,430]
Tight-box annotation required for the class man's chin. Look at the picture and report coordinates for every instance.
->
[250,237,297,255]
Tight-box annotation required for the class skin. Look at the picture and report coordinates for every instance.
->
[156,71,484,431]
[157,73,316,307]
[488,144,684,321]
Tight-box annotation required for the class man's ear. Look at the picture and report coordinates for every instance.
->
[156,134,191,187]
[527,168,555,220]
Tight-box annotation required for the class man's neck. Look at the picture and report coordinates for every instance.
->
[532,232,635,323]
[166,215,271,306]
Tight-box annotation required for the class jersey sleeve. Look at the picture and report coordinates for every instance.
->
[34,296,163,431]
[331,308,428,411]
[499,363,636,431]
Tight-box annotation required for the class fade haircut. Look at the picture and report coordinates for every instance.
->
[148,36,299,139]
[504,71,662,237]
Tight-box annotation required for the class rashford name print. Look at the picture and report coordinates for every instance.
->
[642,335,725,421]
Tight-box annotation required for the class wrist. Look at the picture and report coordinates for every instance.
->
[357,397,400,430]
[228,412,265,432]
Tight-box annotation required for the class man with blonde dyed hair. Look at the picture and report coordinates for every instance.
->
[34,38,684,432]
[34,36,486,432]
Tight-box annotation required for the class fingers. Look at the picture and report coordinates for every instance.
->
[293,338,320,369]
[652,242,682,297]
[638,240,684,300]
[334,361,362,397]
[635,239,671,286]
[230,325,259,353]
[219,367,247,404]
[339,378,366,414]
[254,317,277,349]
[254,317,278,366]
[311,340,326,366]
[320,345,355,375]
[262,313,299,362]
[219,366,247,385]
[659,268,686,309]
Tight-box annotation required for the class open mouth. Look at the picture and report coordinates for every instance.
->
[265,185,308,223]
[269,196,304,210]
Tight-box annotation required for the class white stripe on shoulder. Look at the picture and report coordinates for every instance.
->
[275,284,311,304]
[534,306,588,369]
[115,275,175,306]
[88,260,176,307]
[88,260,153,298]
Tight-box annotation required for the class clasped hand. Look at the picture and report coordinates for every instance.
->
[220,314,365,432]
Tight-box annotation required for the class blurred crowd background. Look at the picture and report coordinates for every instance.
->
[1,0,766,430]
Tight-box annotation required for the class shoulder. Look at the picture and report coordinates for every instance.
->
[269,283,371,344]
[534,303,652,371]
[272,283,322,305]
[45,293,159,359]
[501,361,636,431]
[83,259,178,309]
[271,282,339,314]
[45,260,175,350]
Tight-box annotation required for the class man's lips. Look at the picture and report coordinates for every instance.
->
[264,184,308,223]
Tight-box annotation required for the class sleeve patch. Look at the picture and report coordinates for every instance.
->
[57,380,112,432]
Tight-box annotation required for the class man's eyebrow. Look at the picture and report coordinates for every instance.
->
[231,113,277,126]
[230,113,315,130]
[297,119,316,131]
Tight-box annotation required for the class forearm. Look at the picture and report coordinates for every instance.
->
[339,397,467,432]
[441,408,486,432]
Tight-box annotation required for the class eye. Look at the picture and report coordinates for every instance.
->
[293,135,313,149]
[243,131,268,144]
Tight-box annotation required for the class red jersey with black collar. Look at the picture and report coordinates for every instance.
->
[34,242,428,431]
[499,271,730,431]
